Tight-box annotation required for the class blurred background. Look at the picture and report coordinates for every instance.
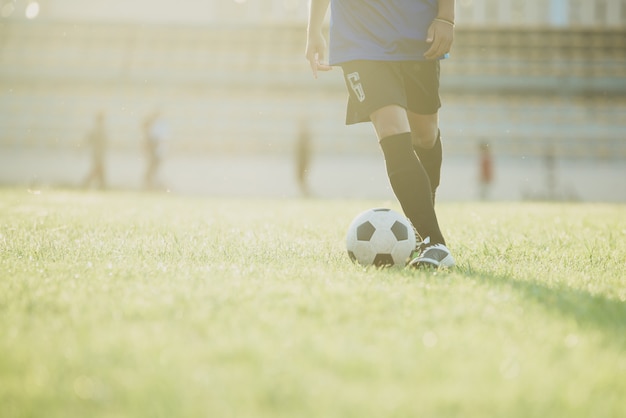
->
[0,0,625,201]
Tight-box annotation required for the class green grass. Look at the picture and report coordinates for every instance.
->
[1,188,625,418]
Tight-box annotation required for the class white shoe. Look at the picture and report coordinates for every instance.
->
[408,238,455,269]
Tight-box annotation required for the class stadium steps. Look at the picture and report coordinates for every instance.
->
[1,20,625,158]
[2,21,625,93]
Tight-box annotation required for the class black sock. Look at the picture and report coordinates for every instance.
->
[413,130,442,201]
[379,132,445,245]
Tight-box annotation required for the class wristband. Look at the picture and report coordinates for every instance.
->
[434,17,455,27]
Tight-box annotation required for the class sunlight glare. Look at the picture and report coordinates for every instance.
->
[25,2,40,19]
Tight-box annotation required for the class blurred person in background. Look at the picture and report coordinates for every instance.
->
[295,118,313,197]
[306,0,456,268]
[142,109,169,191]
[83,110,108,190]
[544,145,557,201]
[478,141,494,200]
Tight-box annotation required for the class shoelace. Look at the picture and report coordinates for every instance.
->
[415,236,431,251]
[410,236,431,258]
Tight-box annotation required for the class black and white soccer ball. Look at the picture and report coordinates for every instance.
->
[346,208,416,267]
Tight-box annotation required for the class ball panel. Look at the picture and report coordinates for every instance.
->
[352,240,376,265]
[390,220,409,241]
[356,221,376,241]
[372,253,394,267]
[370,229,398,253]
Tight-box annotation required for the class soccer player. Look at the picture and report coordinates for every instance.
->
[142,110,169,191]
[83,110,108,190]
[306,0,456,268]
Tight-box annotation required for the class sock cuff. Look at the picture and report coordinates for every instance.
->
[380,132,423,177]
[379,132,412,145]
[379,132,413,156]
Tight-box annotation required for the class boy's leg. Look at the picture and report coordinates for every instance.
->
[372,106,454,268]
[409,112,442,202]
[370,105,445,246]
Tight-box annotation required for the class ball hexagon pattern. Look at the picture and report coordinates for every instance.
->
[346,208,416,267]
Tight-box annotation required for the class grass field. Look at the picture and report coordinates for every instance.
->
[1,188,625,418]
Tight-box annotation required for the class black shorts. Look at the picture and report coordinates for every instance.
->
[339,60,441,125]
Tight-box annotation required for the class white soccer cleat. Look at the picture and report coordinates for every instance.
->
[407,238,455,269]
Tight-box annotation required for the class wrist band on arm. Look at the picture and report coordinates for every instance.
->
[434,17,455,27]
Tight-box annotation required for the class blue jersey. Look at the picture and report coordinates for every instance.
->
[329,0,438,65]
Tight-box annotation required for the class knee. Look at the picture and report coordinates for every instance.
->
[370,105,411,140]
[376,124,410,140]
[411,128,438,149]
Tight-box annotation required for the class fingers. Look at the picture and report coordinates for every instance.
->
[423,22,453,60]
[424,38,451,60]
[305,33,332,79]
[424,39,447,60]
[316,61,333,73]
[307,54,319,79]
[307,52,332,79]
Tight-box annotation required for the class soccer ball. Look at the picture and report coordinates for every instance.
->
[346,208,416,267]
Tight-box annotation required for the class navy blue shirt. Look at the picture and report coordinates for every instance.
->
[329,0,438,65]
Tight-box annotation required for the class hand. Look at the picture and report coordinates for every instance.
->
[305,32,332,79]
[423,19,454,60]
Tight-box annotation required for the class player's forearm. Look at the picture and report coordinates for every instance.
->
[307,0,330,34]
[437,0,455,22]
